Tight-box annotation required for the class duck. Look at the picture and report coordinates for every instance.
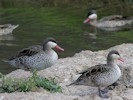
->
[0,24,19,35]
[68,50,123,98]
[83,10,133,31]
[5,37,64,71]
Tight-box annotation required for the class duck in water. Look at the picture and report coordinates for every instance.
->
[0,24,19,35]
[68,50,123,98]
[83,10,133,31]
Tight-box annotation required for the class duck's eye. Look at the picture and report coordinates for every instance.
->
[112,51,120,56]
[51,40,56,43]
[115,52,120,56]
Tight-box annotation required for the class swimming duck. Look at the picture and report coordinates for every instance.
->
[6,37,64,71]
[0,24,19,35]
[83,10,133,31]
[69,50,123,98]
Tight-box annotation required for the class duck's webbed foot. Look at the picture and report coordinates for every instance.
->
[98,87,109,98]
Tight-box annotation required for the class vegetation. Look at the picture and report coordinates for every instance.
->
[0,71,61,93]
[0,0,132,8]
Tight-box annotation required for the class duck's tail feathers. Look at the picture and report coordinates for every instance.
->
[66,81,77,87]
[12,24,19,29]
[2,59,10,63]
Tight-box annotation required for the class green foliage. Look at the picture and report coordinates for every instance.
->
[35,77,62,92]
[0,0,132,8]
[0,71,61,93]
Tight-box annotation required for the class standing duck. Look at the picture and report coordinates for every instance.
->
[0,24,19,35]
[69,50,123,98]
[83,10,133,31]
[6,37,64,71]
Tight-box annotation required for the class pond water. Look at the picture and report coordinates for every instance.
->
[0,7,132,74]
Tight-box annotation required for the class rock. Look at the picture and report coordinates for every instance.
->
[0,92,81,100]
[6,69,31,79]
[120,89,133,100]
[0,43,133,100]
[111,96,123,100]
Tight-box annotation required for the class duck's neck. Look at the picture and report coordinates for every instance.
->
[43,46,52,51]
[89,19,97,26]
[107,60,116,66]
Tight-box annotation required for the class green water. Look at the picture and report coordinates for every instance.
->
[0,6,132,74]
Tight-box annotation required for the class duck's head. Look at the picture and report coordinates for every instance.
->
[83,10,97,23]
[107,50,124,63]
[43,37,64,51]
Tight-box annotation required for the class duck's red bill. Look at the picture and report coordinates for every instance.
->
[55,45,64,51]
[83,18,90,23]
[118,57,124,62]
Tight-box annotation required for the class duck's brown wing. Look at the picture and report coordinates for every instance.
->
[0,24,11,29]
[99,15,133,21]
[80,64,108,75]
[98,15,122,21]
[70,64,109,86]
[9,45,42,60]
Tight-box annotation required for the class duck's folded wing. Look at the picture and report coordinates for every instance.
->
[80,64,109,76]
[99,15,122,22]
[17,45,43,56]
[68,64,109,86]
[0,24,11,28]
[9,45,42,60]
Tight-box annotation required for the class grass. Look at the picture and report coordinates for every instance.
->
[0,71,62,93]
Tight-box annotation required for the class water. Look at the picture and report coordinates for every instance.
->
[0,7,132,74]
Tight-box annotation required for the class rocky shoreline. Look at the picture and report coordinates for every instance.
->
[0,43,133,100]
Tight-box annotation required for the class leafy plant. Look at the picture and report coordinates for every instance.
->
[36,77,62,92]
[0,71,61,93]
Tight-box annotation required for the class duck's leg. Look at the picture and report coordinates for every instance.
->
[101,88,109,93]
[98,87,109,98]
[108,82,118,90]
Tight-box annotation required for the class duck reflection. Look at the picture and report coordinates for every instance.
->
[0,34,16,46]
